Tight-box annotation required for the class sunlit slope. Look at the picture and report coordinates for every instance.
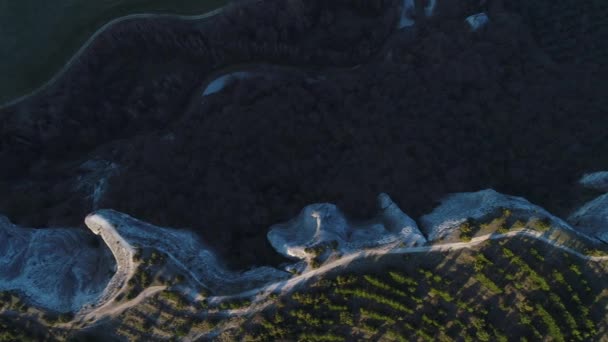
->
[238,237,608,341]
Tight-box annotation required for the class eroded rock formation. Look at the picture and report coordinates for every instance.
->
[0,217,114,312]
[86,210,289,295]
[267,193,425,260]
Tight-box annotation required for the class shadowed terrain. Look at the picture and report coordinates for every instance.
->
[1,0,607,271]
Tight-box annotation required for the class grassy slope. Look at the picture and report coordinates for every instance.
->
[0,0,227,104]
[237,238,608,341]
[4,210,607,340]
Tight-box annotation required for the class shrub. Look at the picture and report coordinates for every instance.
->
[363,275,406,297]
[334,288,413,313]
[474,274,503,294]
[535,304,565,342]
[298,333,344,342]
[388,272,417,286]
[529,218,551,232]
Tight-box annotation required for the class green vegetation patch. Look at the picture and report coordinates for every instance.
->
[231,236,608,341]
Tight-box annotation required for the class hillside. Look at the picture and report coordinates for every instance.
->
[2,189,608,341]
[0,0,228,104]
[1,0,608,340]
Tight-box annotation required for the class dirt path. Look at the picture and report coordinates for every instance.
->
[65,224,606,336]
[208,229,608,305]
[83,285,167,322]
[0,8,223,110]
[191,228,608,339]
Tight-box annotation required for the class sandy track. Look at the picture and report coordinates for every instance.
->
[192,228,608,340]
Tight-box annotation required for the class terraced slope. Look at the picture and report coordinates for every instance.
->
[63,229,607,341]
[234,237,608,341]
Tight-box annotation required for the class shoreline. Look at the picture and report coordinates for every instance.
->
[0,7,224,110]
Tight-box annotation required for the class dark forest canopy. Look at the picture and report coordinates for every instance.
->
[0,0,607,269]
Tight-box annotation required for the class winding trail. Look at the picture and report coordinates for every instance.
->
[79,214,138,321]
[191,228,608,340]
[210,229,608,303]
[82,285,167,322]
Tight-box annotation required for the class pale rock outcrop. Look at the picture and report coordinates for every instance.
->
[424,0,438,17]
[466,13,489,31]
[85,213,136,307]
[376,193,426,244]
[399,0,416,28]
[86,210,289,295]
[420,189,573,241]
[267,193,425,260]
[0,216,114,312]
[568,194,608,243]
[579,171,608,192]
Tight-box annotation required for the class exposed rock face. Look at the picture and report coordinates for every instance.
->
[0,216,114,312]
[420,189,573,241]
[569,194,608,243]
[267,193,425,260]
[579,172,608,192]
[86,210,289,294]
[465,13,489,31]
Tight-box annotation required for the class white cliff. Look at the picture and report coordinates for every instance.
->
[5,186,606,316]
[465,13,489,31]
[565,171,608,243]
[420,189,574,241]
[85,210,289,295]
[267,193,426,260]
[0,216,114,312]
